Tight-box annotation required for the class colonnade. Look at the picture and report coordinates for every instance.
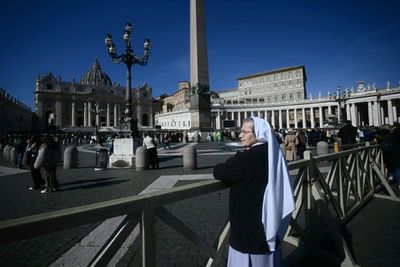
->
[214,95,400,130]
[70,101,121,127]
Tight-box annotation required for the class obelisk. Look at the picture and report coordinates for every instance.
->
[189,0,211,130]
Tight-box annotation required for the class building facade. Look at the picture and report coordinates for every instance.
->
[34,59,155,132]
[155,66,400,131]
[0,88,33,133]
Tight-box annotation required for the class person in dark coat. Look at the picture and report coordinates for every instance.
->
[26,136,45,190]
[382,127,400,189]
[213,117,294,267]
[338,120,358,146]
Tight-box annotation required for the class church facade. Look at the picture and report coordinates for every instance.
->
[34,59,156,132]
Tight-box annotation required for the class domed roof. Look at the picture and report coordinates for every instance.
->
[80,59,112,86]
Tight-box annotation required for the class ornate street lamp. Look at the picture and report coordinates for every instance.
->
[328,86,351,124]
[105,22,151,137]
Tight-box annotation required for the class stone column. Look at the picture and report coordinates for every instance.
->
[106,102,110,126]
[319,106,323,127]
[238,111,241,127]
[95,102,100,127]
[271,110,275,128]
[351,103,357,126]
[302,108,306,128]
[328,105,332,115]
[337,103,341,123]
[216,111,221,130]
[278,109,283,129]
[346,103,351,121]
[294,109,298,129]
[387,99,393,125]
[393,105,398,124]
[84,102,88,127]
[310,107,315,129]
[286,109,290,129]
[381,106,385,125]
[368,101,373,126]
[71,101,76,127]
[114,103,118,127]
[55,100,62,127]
[88,102,92,127]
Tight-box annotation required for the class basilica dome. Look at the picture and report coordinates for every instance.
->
[80,59,112,86]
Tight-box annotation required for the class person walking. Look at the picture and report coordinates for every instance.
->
[213,117,295,267]
[143,133,159,169]
[284,129,299,161]
[34,136,61,193]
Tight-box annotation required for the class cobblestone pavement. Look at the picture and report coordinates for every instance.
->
[1,141,400,267]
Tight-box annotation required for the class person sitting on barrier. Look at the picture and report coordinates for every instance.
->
[143,133,159,169]
[213,117,295,267]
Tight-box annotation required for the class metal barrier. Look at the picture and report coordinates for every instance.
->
[0,144,398,267]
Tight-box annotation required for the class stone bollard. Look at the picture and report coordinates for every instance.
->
[183,146,197,170]
[182,131,187,144]
[316,141,329,156]
[63,145,78,169]
[193,130,199,143]
[3,145,10,161]
[9,147,16,165]
[135,146,148,171]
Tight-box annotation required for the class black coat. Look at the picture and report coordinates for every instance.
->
[213,143,269,254]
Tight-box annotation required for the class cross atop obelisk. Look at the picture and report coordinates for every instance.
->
[190,0,209,88]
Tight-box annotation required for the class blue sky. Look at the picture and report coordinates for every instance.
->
[1,0,399,110]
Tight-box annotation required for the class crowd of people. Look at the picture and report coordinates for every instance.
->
[1,121,399,194]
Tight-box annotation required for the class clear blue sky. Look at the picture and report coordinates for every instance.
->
[1,0,399,110]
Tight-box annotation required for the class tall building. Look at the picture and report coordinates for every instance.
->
[34,59,155,132]
[0,88,33,133]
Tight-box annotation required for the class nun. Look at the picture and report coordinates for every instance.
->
[214,117,295,266]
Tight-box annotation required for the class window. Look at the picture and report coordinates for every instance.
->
[46,84,53,90]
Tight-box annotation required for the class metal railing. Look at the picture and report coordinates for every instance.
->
[0,144,398,267]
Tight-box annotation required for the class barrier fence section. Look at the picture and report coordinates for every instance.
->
[0,144,399,267]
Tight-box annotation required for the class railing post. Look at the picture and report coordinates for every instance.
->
[141,206,156,267]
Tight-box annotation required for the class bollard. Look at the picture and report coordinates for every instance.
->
[183,146,197,170]
[95,147,109,171]
[193,130,199,143]
[3,145,10,161]
[316,141,329,156]
[135,146,148,171]
[182,131,187,144]
[63,145,78,169]
[334,142,340,153]
[9,147,16,165]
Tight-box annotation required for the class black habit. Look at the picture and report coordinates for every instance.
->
[213,143,269,254]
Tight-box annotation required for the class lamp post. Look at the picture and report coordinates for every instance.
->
[105,22,151,137]
[90,102,105,144]
[328,86,351,124]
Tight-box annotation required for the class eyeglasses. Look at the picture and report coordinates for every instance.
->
[240,129,253,135]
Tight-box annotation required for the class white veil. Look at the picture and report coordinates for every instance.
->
[251,117,295,251]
